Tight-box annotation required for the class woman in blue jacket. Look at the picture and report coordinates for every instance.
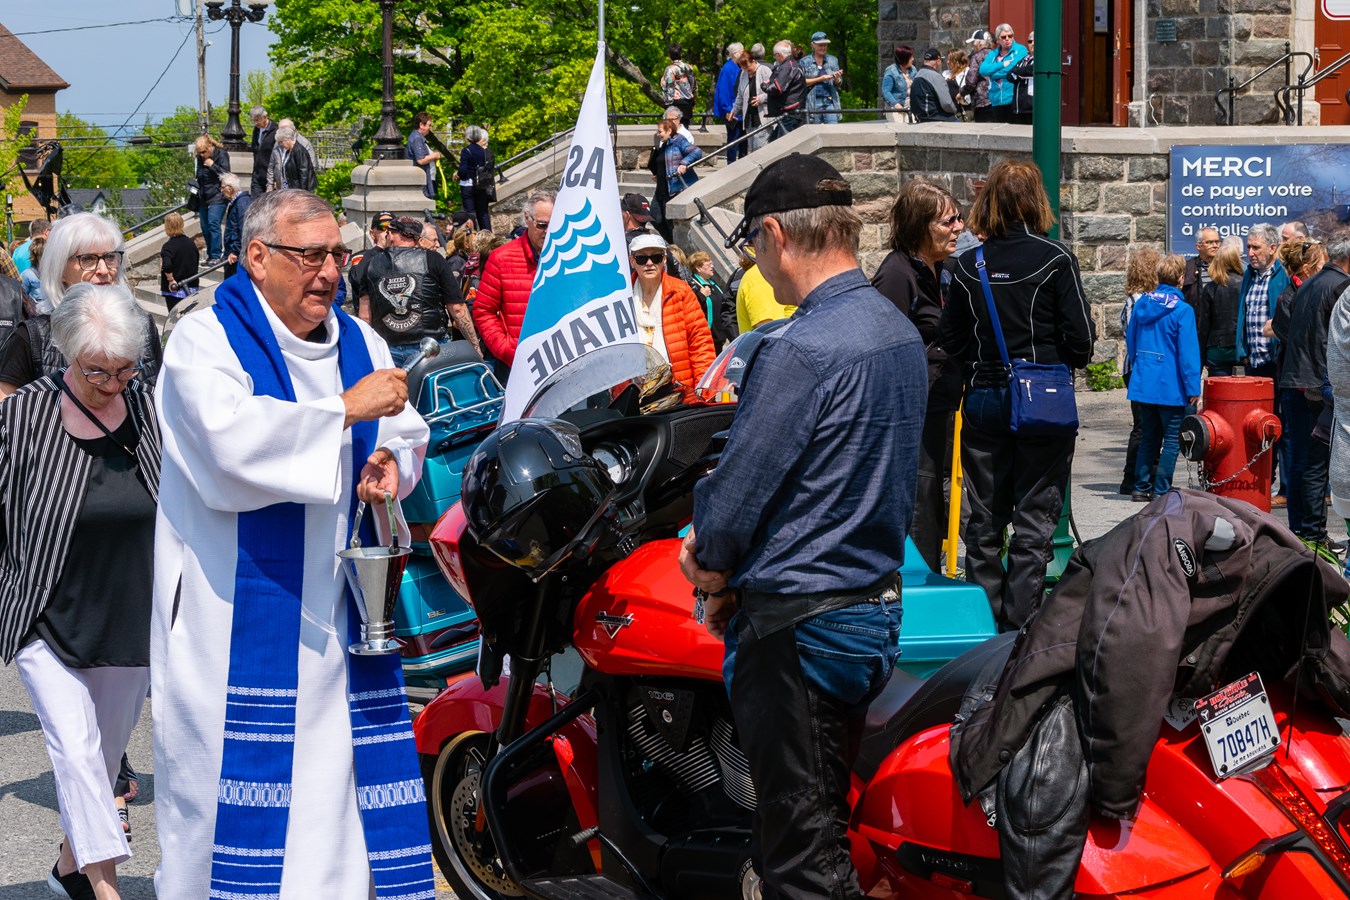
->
[979,24,1028,123]
[882,46,916,123]
[1125,254,1203,500]
[656,119,702,196]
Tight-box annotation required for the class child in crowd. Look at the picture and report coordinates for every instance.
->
[1125,254,1202,501]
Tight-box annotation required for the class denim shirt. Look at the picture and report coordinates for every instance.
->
[693,268,927,595]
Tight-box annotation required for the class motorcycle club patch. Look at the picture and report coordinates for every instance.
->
[1174,538,1197,578]
[378,273,423,333]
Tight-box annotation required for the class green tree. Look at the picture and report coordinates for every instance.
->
[0,96,28,204]
[54,113,137,191]
[265,0,877,160]
[126,105,228,220]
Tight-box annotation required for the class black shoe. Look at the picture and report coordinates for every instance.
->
[48,863,95,900]
[1131,491,1154,502]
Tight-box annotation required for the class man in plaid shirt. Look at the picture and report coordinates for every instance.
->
[1236,222,1288,378]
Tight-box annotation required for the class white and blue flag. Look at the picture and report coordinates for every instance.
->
[501,43,648,422]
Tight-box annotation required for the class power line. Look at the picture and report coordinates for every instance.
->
[10,17,186,36]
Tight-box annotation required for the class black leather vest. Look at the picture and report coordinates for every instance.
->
[366,247,448,345]
[25,315,67,377]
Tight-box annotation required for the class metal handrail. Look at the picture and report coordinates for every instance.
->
[1214,42,1312,125]
[122,201,189,238]
[489,129,575,183]
[1280,49,1350,125]
[175,258,228,289]
[688,107,897,170]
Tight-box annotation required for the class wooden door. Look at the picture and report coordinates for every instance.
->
[1112,0,1133,124]
[1316,3,1350,125]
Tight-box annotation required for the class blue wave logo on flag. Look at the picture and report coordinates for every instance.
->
[524,198,628,333]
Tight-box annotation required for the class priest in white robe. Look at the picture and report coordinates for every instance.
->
[151,190,435,900]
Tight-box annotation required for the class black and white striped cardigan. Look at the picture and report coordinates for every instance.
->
[0,375,161,664]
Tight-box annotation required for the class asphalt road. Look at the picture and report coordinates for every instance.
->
[0,386,1335,897]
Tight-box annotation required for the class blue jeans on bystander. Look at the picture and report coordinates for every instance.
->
[1134,403,1186,496]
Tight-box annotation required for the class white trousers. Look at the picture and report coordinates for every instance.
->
[16,639,148,869]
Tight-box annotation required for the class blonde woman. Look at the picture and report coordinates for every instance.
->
[192,134,231,263]
[1200,238,1244,376]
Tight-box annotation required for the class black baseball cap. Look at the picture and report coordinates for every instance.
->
[724,154,853,248]
[622,192,652,223]
[923,48,942,61]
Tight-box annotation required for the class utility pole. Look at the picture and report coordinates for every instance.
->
[196,0,209,134]
[1031,0,1062,238]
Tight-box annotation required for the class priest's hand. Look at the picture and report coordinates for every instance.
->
[342,369,408,428]
[357,448,399,503]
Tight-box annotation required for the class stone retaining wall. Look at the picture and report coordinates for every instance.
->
[667,121,1350,368]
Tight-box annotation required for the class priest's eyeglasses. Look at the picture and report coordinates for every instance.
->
[77,359,143,385]
[263,243,352,268]
[73,251,124,272]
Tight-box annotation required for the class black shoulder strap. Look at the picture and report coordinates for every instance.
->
[56,372,139,459]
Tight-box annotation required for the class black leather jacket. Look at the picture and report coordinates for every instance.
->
[1274,262,1350,390]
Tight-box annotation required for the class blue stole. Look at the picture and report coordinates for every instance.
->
[209,268,434,899]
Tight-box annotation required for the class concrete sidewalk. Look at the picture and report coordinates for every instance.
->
[1066,388,1346,546]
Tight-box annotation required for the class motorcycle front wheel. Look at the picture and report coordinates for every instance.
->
[423,732,526,900]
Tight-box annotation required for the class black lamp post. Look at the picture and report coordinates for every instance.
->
[205,0,271,151]
[370,0,404,160]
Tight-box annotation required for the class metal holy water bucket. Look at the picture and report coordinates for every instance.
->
[338,493,412,655]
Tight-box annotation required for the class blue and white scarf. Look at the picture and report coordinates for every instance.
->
[209,269,434,900]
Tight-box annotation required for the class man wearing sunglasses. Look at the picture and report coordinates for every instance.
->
[473,190,555,381]
[358,216,478,362]
[152,189,432,898]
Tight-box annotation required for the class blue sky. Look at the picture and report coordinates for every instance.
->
[6,1,279,132]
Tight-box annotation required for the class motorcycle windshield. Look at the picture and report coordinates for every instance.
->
[521,343,676,418]
[694,319,790,403]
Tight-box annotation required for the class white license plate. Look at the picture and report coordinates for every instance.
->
[1194,672,1281,780]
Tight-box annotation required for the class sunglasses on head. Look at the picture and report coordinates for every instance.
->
[633,252,665,265]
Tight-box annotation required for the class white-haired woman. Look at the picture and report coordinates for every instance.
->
[220,172,251,279]
[0,212,162,399]
[275,124,317,192]
[193,134,231,264]
[0,283,161,900]
[457,124,494,230]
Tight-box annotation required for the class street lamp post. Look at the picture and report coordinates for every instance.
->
[205,0,272,151]
[370,0,404,160]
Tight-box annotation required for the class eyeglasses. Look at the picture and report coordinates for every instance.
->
[529,219,550,231]
[77,358,142,386]
[263,242,352,268]
[72,251,123,272]
[1302,240,1324,252]
[633,253,665,265]
[936,213,965,228]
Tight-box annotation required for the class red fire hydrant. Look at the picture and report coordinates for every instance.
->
[1178,376,1282,512]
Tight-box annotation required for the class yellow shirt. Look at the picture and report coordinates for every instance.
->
[736,265,796,335]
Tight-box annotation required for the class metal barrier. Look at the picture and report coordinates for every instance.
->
[1214,42,1313,125]
[176,258,228,289]
[688,107,897,171]
[1279,48,1350,126]
[122,202,189,238]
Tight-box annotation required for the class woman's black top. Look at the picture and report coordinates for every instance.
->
[196,147,231,207]
[457,143,491,183]
[161,233,200,294]
[940,223,1095,386]
[1199,277,1240,356]
[872,250,963,412]
[24,416,154,668]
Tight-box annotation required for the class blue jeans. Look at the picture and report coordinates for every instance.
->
[724,118,744,164]
[1134,403,1186,495]
[199,203,225,259]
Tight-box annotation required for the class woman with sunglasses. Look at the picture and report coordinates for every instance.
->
[629,233,715,403]
[0,213,162,399]
[0,284,161,900]
[871,179,966,571]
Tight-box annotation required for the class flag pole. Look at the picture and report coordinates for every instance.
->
[598,0,605,44]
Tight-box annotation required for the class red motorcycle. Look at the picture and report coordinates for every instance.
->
[413,352,1350,899]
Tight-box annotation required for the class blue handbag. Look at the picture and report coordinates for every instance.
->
[975,246,1079,437]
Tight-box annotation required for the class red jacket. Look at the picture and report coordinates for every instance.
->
[638,272,716,403]
[472,232,539,365]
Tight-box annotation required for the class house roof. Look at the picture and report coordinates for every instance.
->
[0,23,69,93]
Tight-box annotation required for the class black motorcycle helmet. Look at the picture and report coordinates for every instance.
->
[461,418,617,579]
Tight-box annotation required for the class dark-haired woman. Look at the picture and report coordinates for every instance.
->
[939,161,1094,630]
[872,178,965,571]
[882,46,916,122]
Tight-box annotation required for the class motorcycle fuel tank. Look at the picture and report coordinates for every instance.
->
[574,538,726,682]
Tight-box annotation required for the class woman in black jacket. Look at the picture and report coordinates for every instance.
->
[1199,239,1243,376]
[457,125,494,230]
[872,178,966,571]
[159,212,199,311]
[939,161,1095,630]
[276,124,317,193]
[192,134,230,263]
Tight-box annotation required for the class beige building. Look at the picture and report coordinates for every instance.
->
[0,22,69,228]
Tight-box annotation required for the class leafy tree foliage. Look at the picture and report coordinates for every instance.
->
[265,0,877,159]
[54,113,137,191]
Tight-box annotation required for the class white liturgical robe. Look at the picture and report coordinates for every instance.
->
[150,289,430,900]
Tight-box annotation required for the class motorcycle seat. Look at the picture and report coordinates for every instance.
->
[853,632,1017,780]
[406,340,488,410]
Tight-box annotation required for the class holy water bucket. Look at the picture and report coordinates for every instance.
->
[339,493,411,655]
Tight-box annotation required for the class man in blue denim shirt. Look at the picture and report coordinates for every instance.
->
[680,154,926,899]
